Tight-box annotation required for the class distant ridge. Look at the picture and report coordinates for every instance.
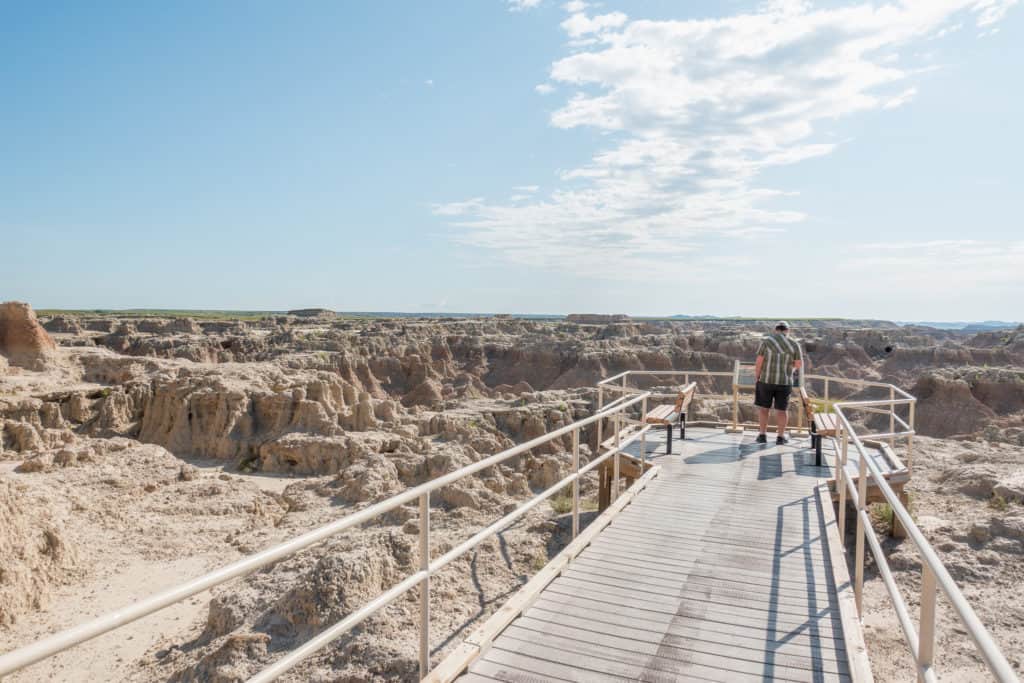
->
[901,320,1021,331]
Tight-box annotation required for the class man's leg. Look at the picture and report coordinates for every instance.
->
[775,407,788,437]
[759,407,770,434]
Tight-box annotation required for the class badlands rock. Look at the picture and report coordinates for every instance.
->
[912,374,997,437]
[0,302,58,370]
[42,315,83,335]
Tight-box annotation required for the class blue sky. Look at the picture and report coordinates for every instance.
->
[2,1,1021,320]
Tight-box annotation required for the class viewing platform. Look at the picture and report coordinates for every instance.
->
[454,426,867,682]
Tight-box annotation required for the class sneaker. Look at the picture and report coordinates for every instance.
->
[755,433,767,444]
[776,436,789,445]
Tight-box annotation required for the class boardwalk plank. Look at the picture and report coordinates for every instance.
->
[511,616,850,676]
[560,565,839,612]
[525,599,847,654]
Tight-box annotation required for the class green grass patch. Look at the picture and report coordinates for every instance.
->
[990,493,1009,512]
[869,502,894,532]
[549,485,574,514]
[549,485,599,514]
[810,398,838,414]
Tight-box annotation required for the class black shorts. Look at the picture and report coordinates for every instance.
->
[755,382,791,410]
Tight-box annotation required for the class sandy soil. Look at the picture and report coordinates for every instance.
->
[2,556,218,683]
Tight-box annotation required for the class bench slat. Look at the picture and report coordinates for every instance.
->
[813,413,839,434]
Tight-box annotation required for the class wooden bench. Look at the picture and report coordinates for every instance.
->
[643,382,697,455]
[798,386,840,466]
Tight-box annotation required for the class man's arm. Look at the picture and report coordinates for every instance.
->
[755,354,765,382]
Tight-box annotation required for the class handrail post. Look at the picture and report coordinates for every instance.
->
[908,400,916,474]
[855,447,868,614]
[889,386,896,449]
[731,385,739,432]
[918,563,937,683]
[596,386,604,450]
[838,430,849,545]
[571,428,580,539]
[613,413,621,501]
[640,396,648,469]
[824,377,830,402]
[418,492,430,679]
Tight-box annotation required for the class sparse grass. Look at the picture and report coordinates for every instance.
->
[869,492,915,534]
[549,485,574,514]
[531,553,548,572]
[549,485,601,514]
[869,502,894,532]
[990,493,1009,512]
[811,398,837,414]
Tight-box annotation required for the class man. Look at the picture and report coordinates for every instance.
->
[754,321,802,445]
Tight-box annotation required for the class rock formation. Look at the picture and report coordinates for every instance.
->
[0,301,58,370]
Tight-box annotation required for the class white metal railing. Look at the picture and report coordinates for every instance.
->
[834,400,1018,683]
[601,368,1018,683]
[0,393,655,682]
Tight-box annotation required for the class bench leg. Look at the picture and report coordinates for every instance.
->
[892,486,910,539]
[679,412,686,441]
[815,434,823,467]
[666,423,673,455]
[598,465,611,512]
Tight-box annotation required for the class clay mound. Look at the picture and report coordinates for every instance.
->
[0,302,58,370]
[912,374,996,437]
[402,378,444,407]
[0,479,78,626]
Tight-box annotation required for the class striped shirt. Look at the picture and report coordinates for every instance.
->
[757,332,800,386]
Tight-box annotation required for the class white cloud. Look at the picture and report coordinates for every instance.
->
[424,79,434,87]
[882,86,917,109]
[561,10,628,38]
[437,1,1017,278]
[974,0,1019,26]
[507,0,542,11]
[535,83,555,94]
[838,240,1024,292]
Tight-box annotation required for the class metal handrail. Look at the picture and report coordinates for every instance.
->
[0,393,653,681]
[834,401,1019,683]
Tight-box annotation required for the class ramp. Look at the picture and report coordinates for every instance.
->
[457,427,869,683]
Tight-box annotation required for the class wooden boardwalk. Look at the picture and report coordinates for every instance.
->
[458,427,866,683]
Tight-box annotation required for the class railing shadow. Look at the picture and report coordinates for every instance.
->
[762,495,844,681]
